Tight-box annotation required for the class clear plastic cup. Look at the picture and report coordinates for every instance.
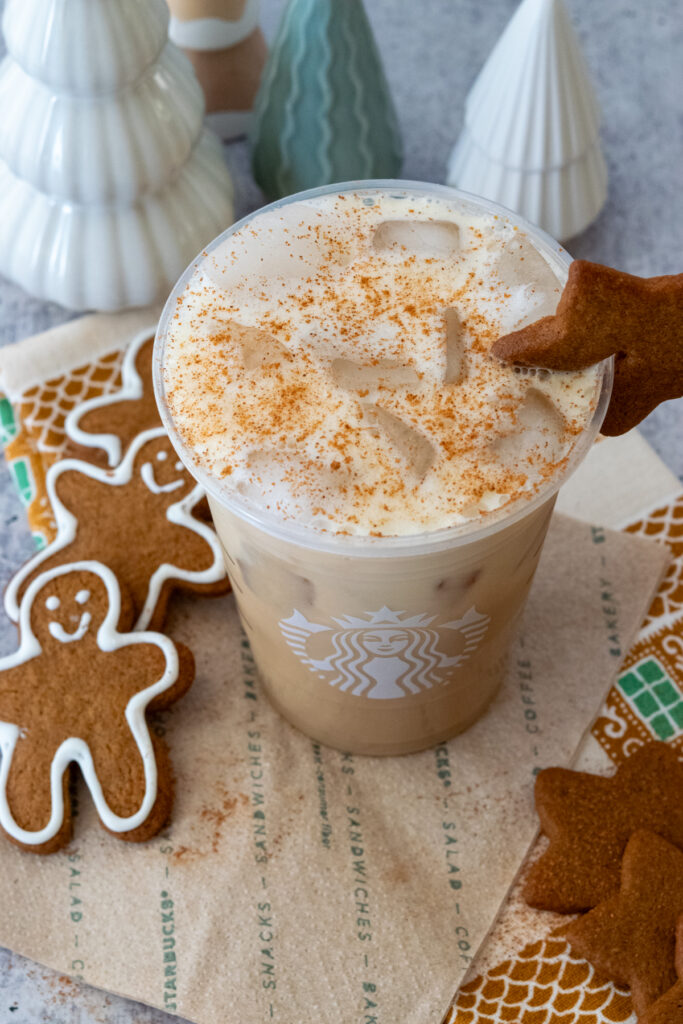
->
[153,181,612,756]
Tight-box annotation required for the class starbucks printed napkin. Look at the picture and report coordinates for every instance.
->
[0,312,673,1024]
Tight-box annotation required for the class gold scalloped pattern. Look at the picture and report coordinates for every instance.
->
[623,497,683,630]
[2,348,124,544]
[19,349,123,461]
[444,937,634,1024]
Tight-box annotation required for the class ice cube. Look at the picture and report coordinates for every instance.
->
[444,308,467,385]
[490,233,563,332]
[362,403,436,479]
[511,289,562,331]
[330,357,420,392]
[518,387,566,439]
[237,549,315,608]
[490,233,559,289]
[234,323,292,370]
[490,387,567,468]
[372,219,460,257]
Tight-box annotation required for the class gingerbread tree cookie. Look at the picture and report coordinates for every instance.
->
[64,329,160,467]
[5,428,227,631]
[565,830,683,1016]
[0,561,194,854]
[492,261,683,435]
[524,741,683,913]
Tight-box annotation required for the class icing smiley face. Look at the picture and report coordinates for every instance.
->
[30,571,110,650]
[135,435,194,500]
[46,589,90,643]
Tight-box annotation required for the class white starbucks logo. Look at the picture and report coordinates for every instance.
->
[279,605,490,700]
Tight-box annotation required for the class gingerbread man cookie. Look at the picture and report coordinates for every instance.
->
[64,328,160,467]
[5,428,227,631]
[63,328,213,523]
[0,561,194,853]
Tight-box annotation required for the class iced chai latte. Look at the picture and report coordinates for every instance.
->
[155,183,611,755]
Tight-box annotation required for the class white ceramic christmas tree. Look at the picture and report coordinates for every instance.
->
[447,0,607,241]
[0,0,235,311]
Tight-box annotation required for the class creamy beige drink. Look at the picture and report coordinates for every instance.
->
[155,182,610,754]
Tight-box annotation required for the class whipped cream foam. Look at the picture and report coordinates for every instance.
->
[162,190,602,537]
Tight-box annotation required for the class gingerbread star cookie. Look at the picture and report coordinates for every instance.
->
[643,983,683,1024]
[0,561,195,854]
[641,917,683,1024]
[523,741,683,913]
[64,329,159,467]
[491,260,683,436]
[5,428,228,632]
[565,831,683,1016]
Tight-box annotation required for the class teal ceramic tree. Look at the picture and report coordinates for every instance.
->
[250,0,403,199]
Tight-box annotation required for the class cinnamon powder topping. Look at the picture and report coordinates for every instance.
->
[163,192,601,536]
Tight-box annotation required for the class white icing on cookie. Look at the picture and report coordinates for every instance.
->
[0,560,180,846]
[140,461,185,495]
[4,427,225,629]
[49,611,91,643]
[64,327,155,468]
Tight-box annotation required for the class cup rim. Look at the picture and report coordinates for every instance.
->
[153,179,613,558]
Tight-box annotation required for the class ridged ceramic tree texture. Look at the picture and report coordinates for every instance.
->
[0,44,204,203]
[447,0,607,241]
[0,0,235,311]
[2,0,170,94]
[250,0,402,200]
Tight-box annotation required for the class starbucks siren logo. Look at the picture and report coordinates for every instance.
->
[279,605,490,699]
